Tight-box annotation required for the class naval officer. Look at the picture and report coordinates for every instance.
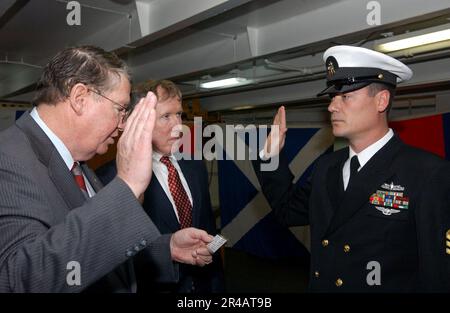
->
[254,45,450,292]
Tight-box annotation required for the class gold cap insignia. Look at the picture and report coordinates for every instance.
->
[327,61,336,77]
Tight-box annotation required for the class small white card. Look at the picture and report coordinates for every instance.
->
[207,234,227,253]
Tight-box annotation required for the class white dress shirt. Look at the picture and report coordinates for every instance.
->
[342,129,394,190]
[152,151,193,222]
[30,108,95,197]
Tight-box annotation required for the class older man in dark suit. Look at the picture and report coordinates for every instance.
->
[254,45,450,292]
[98,80,225,293]
[0,46,213,293]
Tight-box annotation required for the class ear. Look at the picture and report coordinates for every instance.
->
[376,89,390,113]
[68,83,90,116]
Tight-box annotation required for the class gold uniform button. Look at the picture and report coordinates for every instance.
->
[343,244,351,253]
[335,278,343,287]
[314,271,320,278]
[446,230,450,254]
[322,239,329,247]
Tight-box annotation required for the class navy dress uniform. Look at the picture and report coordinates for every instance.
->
[254,46,450,292]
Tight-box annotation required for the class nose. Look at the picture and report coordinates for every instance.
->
[169,115,182,128]
[328,96,340,113]
[169,117,183,137]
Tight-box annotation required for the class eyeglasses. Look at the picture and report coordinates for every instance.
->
[88,88,129,119]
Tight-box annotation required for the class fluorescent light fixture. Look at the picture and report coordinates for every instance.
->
[200,77,252,89]
[377,29,450,52]
[231,105,255,111]
[374,24,450,54]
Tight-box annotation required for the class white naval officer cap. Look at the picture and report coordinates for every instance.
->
[317,45,413,97]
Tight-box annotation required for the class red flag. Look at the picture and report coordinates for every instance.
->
[390,114,445,158]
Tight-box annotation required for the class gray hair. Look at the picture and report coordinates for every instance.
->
[33,45,129,106]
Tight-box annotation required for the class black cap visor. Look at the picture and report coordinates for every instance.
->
[317,81,371,97]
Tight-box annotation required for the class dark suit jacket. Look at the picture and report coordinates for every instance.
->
[254,135,450,292]
[0,112,177,292]
[97,158,225,293]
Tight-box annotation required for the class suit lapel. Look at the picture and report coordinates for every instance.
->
[16,112,86,209]
[81,163,104,192]
[48,153,86,208]
[324,136,403,236]
[326,149,347,213]
[145,160,197,230]
[148,176,181,230]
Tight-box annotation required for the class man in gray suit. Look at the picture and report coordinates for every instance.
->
[0,46,213,293]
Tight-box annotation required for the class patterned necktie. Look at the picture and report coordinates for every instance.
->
[160,156,192,228]
[348,155,360,188]
[71,162,89,198]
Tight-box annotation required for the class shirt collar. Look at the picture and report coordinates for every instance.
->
[153,151,175,162]
[349,128,394,168]
[30,107,75,170]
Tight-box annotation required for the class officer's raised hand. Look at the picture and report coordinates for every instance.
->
[263,106,288,158]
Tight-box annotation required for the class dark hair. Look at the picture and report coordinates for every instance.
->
[33,46,129,106]
[367,83,396,113]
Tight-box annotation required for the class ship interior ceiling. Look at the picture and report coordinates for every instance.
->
[1,0,450,122]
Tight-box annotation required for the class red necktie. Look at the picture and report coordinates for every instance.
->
[71,162,89,198]
[160,156,192,228]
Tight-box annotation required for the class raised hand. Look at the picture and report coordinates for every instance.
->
[263,106,287,158]
[116,92,157,198]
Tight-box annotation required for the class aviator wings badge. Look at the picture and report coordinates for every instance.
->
[375,206,400,216]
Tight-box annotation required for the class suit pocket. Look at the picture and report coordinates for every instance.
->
[366,205,413,247]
